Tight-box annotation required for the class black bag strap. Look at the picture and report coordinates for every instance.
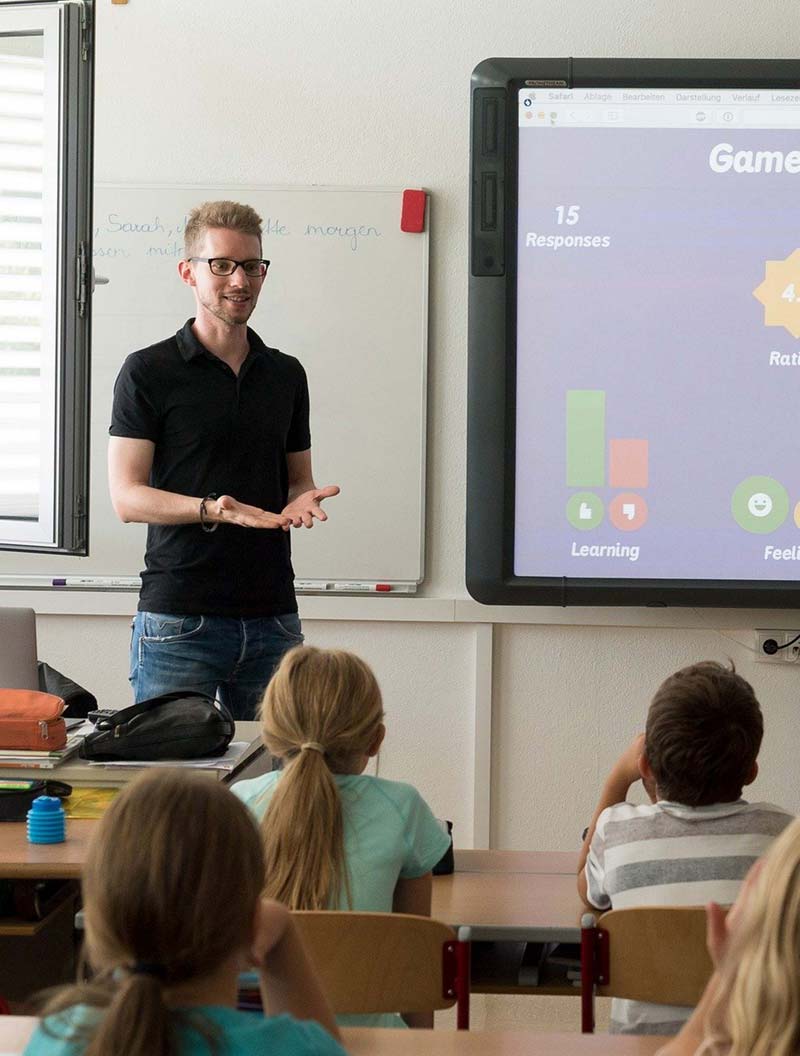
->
[91,692,231,731]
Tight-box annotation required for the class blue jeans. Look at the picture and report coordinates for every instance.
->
[129,611,304,721]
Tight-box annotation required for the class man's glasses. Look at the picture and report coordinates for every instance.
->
[188,257,270,278]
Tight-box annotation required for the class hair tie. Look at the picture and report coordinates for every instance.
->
[300,741,325,754]
[129,962,166,979]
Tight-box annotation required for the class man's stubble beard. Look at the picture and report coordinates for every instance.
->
[198,292,256,328]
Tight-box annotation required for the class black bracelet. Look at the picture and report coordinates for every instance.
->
[199,493,218,533]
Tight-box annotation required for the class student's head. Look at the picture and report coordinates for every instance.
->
[643,661,762,807]
[179,200,266,327]
[42,770,264,1056]
[704,817,800,1056]
[258,645,385,910]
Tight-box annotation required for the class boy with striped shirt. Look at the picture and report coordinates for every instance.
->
[577,661,792,1036]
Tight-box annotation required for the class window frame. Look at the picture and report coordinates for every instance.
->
[0,0,92,554]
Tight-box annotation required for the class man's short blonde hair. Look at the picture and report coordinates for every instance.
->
[184,200,263,258]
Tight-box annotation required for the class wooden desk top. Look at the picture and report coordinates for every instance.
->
[0,838,586,939]
[0,818,94,879]
[0,1016,36,1052]
[344,1028,666,1055]
[346,1030,671,1056]
[0,1019,668,1056]
[454,850,578,875]
[433,870,583,940]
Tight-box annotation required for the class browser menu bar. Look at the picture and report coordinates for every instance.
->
[519,88,800,129]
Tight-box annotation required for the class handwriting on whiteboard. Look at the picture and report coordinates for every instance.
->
[93,211,382,257]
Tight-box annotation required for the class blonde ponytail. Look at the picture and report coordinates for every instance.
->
[258,646,384,910]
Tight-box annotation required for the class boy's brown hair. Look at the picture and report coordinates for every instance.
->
[645,661,763,807]
[184,199,263,257]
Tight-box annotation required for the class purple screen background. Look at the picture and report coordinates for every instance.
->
[514,127,800,581]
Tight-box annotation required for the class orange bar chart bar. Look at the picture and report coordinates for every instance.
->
[609,439,648,488]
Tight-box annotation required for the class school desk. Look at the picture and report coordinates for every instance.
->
[0,818,91,879]
[0,844,586,999]
[0,1019,669,1056]
[0,726,267,1001]
[0,844,584,932]
[0,844,582,914]
[434,850,585,996]
[434,851,583,941]
[454,850,578,875]
[0,1016,36,1052]
[0,721,265,788]
[342,1028,668,1055]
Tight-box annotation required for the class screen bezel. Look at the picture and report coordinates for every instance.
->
[467,57,800,607]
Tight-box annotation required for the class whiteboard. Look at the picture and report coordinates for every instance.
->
[0,184,428,588]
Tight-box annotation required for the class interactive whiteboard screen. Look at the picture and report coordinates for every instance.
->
[515,88,800,581]
[467,59,800,606]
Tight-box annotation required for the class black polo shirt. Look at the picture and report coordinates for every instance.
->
[110,320,311,617]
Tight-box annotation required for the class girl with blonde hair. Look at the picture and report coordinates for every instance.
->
[233,646,451,1027]
[26,770,345,1056]
[657,815,800,1056]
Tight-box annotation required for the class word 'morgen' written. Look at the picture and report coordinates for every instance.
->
[304,223,381,252]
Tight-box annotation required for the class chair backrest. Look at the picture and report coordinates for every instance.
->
[0,608,38,690]
[587,906,715,1004]
[292,911,465,1016]
[581,906,716,1032]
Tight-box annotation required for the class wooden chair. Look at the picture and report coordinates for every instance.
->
[580,906,716,1033]
[292,911,471,1028]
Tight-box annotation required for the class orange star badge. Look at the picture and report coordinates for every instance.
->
[753,249,800,338]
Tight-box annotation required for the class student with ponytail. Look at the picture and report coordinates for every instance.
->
[25,770,345,1056]
[232,646,451,1027]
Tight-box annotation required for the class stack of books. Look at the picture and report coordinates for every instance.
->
[0,721,89,770]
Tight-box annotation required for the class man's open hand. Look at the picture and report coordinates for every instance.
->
[281,485,340,528]
[215,495,292,530]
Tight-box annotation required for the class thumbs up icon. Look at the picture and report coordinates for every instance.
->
[568,492,604,530]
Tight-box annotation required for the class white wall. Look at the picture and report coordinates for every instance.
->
[8,0,800,859]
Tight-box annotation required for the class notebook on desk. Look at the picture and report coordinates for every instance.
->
[0,731,85,767]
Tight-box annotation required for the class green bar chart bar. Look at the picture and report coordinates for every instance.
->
[566,390,605,487]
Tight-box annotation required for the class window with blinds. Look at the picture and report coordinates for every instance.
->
[0,47,46,525]
[0,1,92,554]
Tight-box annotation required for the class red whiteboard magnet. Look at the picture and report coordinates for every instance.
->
[401,189,426,233]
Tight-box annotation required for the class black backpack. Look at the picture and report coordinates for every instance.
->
[79,692,234,761]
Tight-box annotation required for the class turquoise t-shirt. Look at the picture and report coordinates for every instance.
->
[25,1005,346,1056]
[233,771,451,1030]
[232,772,451,912]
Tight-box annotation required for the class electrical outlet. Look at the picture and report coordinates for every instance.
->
[755,629,800,663]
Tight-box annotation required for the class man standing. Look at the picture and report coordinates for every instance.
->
[108,201,338,719]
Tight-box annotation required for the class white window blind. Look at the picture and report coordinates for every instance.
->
[0,1,92,555]
[0,49,45,523]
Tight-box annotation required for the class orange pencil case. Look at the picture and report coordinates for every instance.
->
[0,690,67,751]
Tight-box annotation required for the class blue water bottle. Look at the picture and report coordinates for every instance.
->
[27,795,66,844]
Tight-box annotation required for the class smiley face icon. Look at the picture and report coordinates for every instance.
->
[732,476,788,534]
[747,492,773,518]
